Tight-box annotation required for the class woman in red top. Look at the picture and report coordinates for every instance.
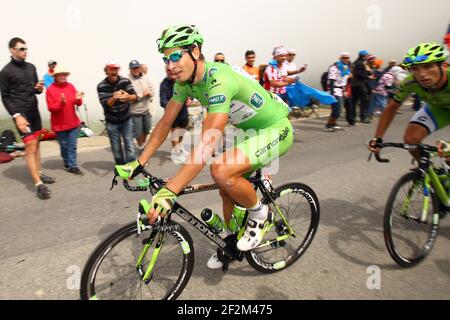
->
[46,66,85,175]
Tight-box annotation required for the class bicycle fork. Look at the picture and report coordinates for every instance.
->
[136,230,167,284]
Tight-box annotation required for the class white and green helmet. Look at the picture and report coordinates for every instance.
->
[157,24,204,53]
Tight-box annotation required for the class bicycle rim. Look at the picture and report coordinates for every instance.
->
[80,222,194,300]
[246,183,320,273]
[384,172,439,267]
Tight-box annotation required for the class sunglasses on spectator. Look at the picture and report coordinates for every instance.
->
[163,50,189,64]
[215,59,225,63]
[288,54,296,56]
[15,47,28,52]
[341,57,350,59]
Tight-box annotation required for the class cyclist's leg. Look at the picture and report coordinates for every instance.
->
[219,188,236,225]
[210,148,257,224]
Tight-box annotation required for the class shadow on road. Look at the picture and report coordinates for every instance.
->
[320,197,401,270]
[41,159,64,171]
[2,164,35,193]
[152,150,174,166]
[435,259,450,278]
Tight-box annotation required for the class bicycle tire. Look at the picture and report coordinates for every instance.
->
[80,221,195,300]
[384,171,440,268]
[246,182,320,273]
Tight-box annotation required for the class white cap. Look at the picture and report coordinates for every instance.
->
[105,59,120,68]
[273,46,288,57]
[287,48,296,54]
[340,52,351,58]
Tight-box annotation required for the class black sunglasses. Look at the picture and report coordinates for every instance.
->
[15,47,28,52]
[215,60,225,63]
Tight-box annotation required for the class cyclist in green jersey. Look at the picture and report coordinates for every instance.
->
[115,25,294,266]
[368,42,449,153]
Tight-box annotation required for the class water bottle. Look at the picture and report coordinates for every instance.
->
[201,209,225,233]
[227,205,247,233]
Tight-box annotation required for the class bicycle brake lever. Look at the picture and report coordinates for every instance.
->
[110,174,118,191]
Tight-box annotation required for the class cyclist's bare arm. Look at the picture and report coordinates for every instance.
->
[138,98,184,165]
[368,99,401,151]
[165,112,228,194]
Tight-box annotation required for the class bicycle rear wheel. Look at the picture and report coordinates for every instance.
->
[80,221,194,300]
[384,171,440,268]
[246,183,320,273]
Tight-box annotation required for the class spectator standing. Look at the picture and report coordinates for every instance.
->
[97,60,137,165]
[324,52,352,131]
[383,59,397,73]
[128,60,155,151]
[370,68,395,116]
[160,65,191,164]
[367,56,383,118]
[46,66,84,175]
[214,53,226,63]
[0,37,54,199]
[263,46,295,103]
[242,50,259,81]
[43,60,57,89]
[350,50,375,123]
[284,49,307,79]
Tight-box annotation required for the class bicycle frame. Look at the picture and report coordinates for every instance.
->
[376,143,450,224]
[125,169,291,281]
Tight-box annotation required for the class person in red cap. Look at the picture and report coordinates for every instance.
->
[97,59,138,165]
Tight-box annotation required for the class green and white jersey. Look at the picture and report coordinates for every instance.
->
[172,62,290,130]
[393,69,450,109]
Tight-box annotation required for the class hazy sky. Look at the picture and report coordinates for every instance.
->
[0,0,449,120]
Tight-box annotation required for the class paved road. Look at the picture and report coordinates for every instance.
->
[0,107,449,300]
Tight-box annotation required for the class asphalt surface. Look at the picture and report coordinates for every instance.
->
[0,106,449,300]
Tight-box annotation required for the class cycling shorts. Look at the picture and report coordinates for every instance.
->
[233,117,294,170]
[410,104,450,134]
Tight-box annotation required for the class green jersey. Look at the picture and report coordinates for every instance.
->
[393,69,450,109]
[172,62,290,130]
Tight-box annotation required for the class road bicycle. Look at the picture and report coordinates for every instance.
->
[370,142,449,267]
[80,168,320,300]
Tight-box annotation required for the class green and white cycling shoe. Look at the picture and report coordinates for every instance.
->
[237,206,272,252]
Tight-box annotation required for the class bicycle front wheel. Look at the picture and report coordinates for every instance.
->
[246,183,320,273]
[80,221,194,300]
[384,171,440,268]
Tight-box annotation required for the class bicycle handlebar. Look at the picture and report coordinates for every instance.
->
[368,142,438,163]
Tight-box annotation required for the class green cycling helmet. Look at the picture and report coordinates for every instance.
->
[157,24,204,53]
[403,42,448,67]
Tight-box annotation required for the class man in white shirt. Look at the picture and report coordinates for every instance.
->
[284,49,307,80]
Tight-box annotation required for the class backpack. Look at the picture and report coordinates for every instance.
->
[0,130,17,153]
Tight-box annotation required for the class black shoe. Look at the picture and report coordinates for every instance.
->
[40,173,56,184]
[68,167,84,176]
[36,184,51,200]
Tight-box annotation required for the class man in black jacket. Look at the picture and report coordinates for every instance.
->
[0,37,54,199]
[350,50,376,124]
